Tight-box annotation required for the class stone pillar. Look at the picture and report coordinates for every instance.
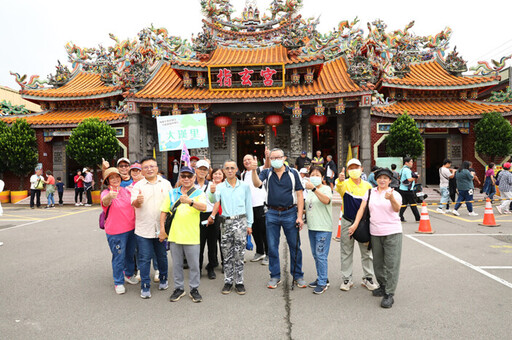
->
[128,112,142,162]
[290,116,302,160]
[229,120,237,161]
[337,114,344,171]
[359,107,371,172]
[53,141,66,186]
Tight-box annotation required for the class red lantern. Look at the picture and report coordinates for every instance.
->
[308,115,328,141]
[265,114,283,136]
[214,116,232,141]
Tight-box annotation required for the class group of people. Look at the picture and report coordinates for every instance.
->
[29,168,64,209]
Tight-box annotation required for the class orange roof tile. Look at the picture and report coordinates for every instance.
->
[0,109,127,126]
[383,60,499,89]
[372,99,512,118]
[132,58,364,102]
[21,72,122,99]
[174,45,323,68]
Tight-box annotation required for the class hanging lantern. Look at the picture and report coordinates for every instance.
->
[292,101,302,118]
[151,103,161,118]
[314,99,325,116]
[183,71,193,88]
[265,114,284,136]
[335,98,345,114]
[291,69,300,85]
[214,116,232,141]
[309,115,328,141]
[172,103,181,115]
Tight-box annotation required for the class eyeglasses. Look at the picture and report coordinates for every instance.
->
[142,165,157,170]
[118,164,130,168]
[224,167,236,171]
[180,174,193,179]
[270,156,283,161]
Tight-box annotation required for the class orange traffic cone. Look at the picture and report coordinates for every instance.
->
[479,198,500,227]
[416,202,435,234]
[333,210,342,241]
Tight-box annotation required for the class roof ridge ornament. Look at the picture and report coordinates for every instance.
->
[440,47,467,76]
[470,54,512,76]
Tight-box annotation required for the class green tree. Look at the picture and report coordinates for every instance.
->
[66,118,119,187]
[475,112,512,162]
[385,112,424,159]
[0,120,8,177]
[0,119,38,189]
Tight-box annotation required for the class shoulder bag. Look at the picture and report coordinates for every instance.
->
[164,187,197,235]
[35,178,45,190]
[351,189,372,248]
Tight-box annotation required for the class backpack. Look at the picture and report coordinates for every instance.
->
[263,167,299,205]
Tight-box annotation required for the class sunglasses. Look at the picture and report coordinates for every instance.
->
[180,174,193,179]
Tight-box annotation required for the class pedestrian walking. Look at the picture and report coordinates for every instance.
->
[74,169,84,206]
[44,170,56,208]
[242,154,269,265]
[398,157,420,222]
[496,162,512,214]
[334,159,379,292]
[131,157,172,299]
[483,163,496,202]
[304,166,333,295]
[30,168,44,209]
[101,167,137,295]
[83,168,94,206]
[437,159,456,214]
[56,177,64,206]
[452,161,478,216]
[210,160,253,295]
[350,168,403,308]
[160,166,206,303]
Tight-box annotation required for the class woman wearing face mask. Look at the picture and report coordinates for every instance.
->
[304,166,333,294]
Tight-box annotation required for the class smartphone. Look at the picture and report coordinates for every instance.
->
[201,220,208,226]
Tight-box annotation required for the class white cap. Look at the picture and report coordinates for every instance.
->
[196,160,210,169]
[299,168,308,174]
[82,167,88,172]
[346,158,362,167]
[117,157,130,166]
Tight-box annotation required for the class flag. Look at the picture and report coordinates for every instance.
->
[181,143,190,167]
[346,142,353,166]
[153,147,156,159]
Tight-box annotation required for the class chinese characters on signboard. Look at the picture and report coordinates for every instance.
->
[208,64,285,91]
[156,113,209,151]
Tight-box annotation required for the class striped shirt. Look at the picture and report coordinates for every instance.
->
[498,170,512,193]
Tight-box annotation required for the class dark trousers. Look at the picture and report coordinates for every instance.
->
[398,189,420,221]
[85,187,92,205]
[199,212,220,270]
[30,189,41,208]
[58,191,64,205]
[252,206,268,255]
[75,187,83,203]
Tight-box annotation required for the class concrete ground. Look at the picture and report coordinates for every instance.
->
[0,202,510,339]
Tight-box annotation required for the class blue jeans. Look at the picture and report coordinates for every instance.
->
[309,230,332,286]
[136,235,168,291]
[266,207,304,280]
[483,177,496,200]
[47,192,55,206]
[454,189,473,212]
[439,186,450,204]
[106,230,136,285]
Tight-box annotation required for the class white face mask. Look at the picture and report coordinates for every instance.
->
[309,176,322,187]
[348,169,362,179]
[271,159,284,169]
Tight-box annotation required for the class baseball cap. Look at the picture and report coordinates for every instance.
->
[299,168,308,174]
[180,166,195,174]
[130,162,142,171]
[190,156,200,162]
[346,158,362,167]
[503,162,511,170]
[117,157,130,166]
[82,167,88,172]
[196,160,210,169]
[301,151,307,155]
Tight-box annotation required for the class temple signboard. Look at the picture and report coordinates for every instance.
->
[156,113,209,151]
[208,63,285,91]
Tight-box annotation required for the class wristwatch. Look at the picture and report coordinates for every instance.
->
[311,187,317,192]
[189,201,194,207]
[209,215,215,220]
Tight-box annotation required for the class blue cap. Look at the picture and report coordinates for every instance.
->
[301,151,307,155]
[180,166,195,174]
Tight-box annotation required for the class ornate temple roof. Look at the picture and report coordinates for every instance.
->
[21,72,122,101]
[372,99,512,119]
[0,85,41,112]
[382,60,499,90]
[129,57,366,103]
[0,109,127,127]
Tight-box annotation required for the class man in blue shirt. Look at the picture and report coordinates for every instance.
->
[209,160,253,295]
[398,157,420,222]
[251,148,306,289]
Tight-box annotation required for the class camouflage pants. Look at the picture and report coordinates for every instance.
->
[220,217,247,285]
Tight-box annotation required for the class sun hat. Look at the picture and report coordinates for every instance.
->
[103,167,121,184]
[375,168,394,180]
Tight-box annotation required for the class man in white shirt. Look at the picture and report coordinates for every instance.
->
[29,168,44,209]
[242,154,269,265]
[437,159,455,214]
[83,168,94,207]
[132,157,173,299]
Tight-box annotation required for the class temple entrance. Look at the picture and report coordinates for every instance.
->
[312,116,337,164]
[425,137,447,185]
[237,121,265,170]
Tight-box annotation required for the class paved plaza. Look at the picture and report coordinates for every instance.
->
[0,202,511,339]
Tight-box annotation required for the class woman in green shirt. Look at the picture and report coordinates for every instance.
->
[304,166,333,294]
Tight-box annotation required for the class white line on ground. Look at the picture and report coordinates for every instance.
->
[478,266,512,269]
[406,235,512,289]
[0,220,42,232]
[410,234,512,237]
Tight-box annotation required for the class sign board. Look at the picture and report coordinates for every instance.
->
[376,157,403,170]
[156,113,209,151]
[208,63,285,91]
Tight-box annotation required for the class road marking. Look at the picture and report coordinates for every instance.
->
[427,209,476,222]
[0,214,40,220]
[0,208,97,231]
[0,220,42,232]
[406,235,512,289]
[411,233,512,237]
[0,219,39,222]
[478,266,512,269]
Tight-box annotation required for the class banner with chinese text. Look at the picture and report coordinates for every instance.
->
[156,113,209,151]
[208,63,285,91]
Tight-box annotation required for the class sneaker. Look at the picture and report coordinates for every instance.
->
[153,270,160,283]
[251,253,265,262]
[124,275,138,285]
[222,283,233,295]
[45,206,51,209]
[84,204,92,207]
[372,285,385,297]
[339,279,354,291]
[235,284,246,295]
[189,288,202,303]
[308,279,330,288]
[79,203,84,206]
[452,210,460,216]
[313,285,327,295]
[159,280,169,290]
[135,270,141,282]
[294,278,307,288]
[381,294,394,308]
[436,207,445,214]
[332,237,341,242]
[261,256,269,266]
[445,209,452,214]
[115,285,126,295]
[496,206,503,214]
[267,278,281,289]
[505,211,512,214]
[140,289,151,299]
[468,212,478,216]
[169,288,185,302]
[362,277,379,291]
[207,268,216,280]
[75,203,80,207]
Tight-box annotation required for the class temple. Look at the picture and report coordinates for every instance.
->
[2,0,512,188]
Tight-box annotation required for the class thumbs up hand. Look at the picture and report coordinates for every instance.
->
[210,181,216,194]
[109,186,118,200]
[385,188,394,200]
[136,189,144,205]
[338,167,346,182]
[102,158,110,171]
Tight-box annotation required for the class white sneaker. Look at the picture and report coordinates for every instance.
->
[153,270,160,283]
[135,270,141,282]
[251,253,265,262]
[0,242,4,246]
[125,275,138,285]
[339,279,354,291]
[75,203,80,206]
[115,285,126,295]
[468,212,478,216]
[362,277,379,291]
[452,210,460,216]
[496,206,503,214]
[261,255,269,266]
[84,204,92,207]
[445,209,452,214]
[436,207,445,214]
[79,203,84,206]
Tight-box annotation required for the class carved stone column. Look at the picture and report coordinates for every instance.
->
[337,114,344,171]
[229,119,237,161]
[128,107,142,162]
[290,116,302,160]
[359,106,371,171]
